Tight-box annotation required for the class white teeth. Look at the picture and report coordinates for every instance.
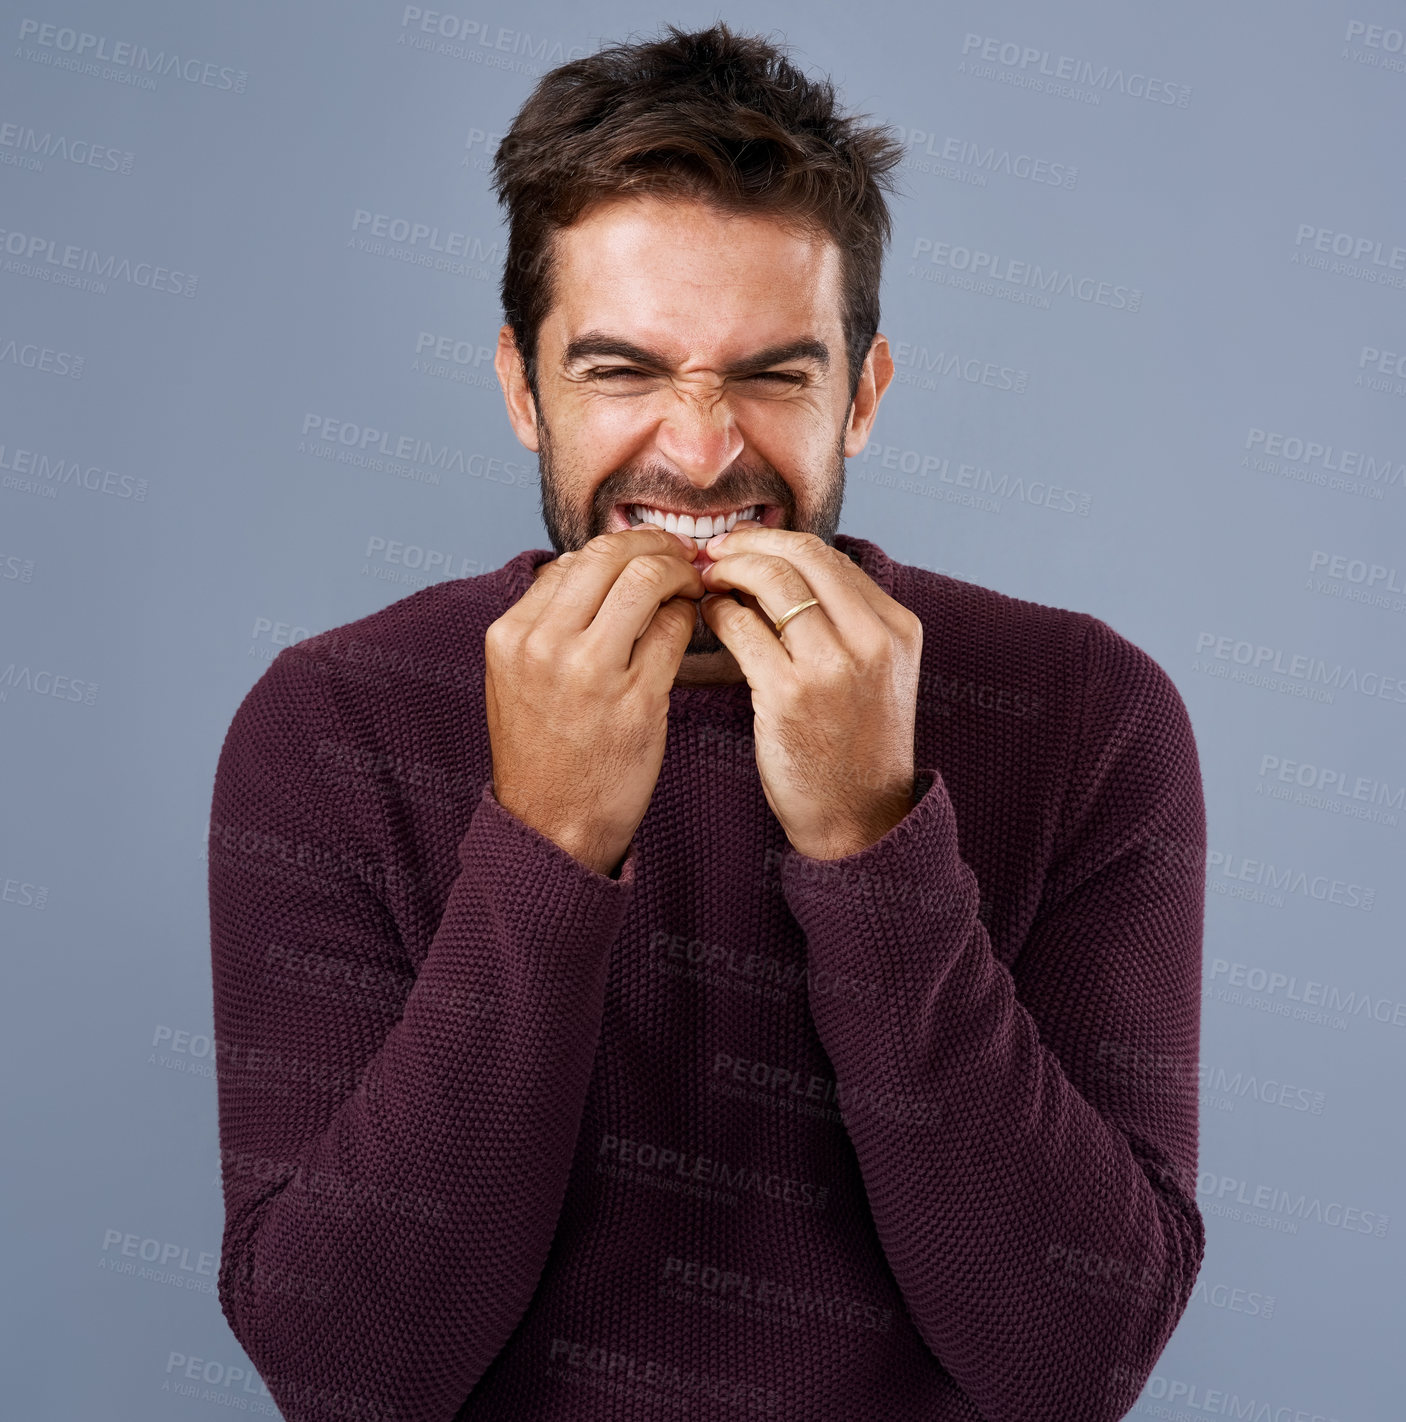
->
[626,503,762,531]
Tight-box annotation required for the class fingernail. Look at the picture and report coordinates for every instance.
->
[706,531,728,550]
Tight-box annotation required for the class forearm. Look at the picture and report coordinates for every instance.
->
[213,784,634,1422]
[782,769,1205,1422]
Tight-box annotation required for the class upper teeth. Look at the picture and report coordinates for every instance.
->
[628,504,762,540]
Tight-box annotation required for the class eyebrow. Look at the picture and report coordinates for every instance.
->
[561,332,830,375]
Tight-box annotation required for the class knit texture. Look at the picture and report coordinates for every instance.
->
[208,533,1206,1422]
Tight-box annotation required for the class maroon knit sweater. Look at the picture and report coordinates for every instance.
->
[208,533,1206,1422]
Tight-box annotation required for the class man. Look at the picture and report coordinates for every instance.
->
[209,22,1206,1422]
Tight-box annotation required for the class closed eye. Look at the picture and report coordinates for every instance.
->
[585,367,809,387]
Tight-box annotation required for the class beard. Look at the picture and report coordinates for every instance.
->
[535,419,848,656]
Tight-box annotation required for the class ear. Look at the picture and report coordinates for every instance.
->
[495,324,540,453]
[842,333,895,458]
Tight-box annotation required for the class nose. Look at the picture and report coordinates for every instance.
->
[651,383,745,490]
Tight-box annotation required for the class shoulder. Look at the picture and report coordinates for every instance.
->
[888,551,1187,727]
[277,554,536,713]
[882,551,1091,727]
[880,547,1201,856]
[218,556,530,767]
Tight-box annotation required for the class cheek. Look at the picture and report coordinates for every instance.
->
[570,399,656,463]
[746,408,836,479]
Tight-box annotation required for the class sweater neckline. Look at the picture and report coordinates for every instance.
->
[492,533,897,720]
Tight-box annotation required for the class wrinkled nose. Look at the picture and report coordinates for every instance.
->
[652,386,745,489]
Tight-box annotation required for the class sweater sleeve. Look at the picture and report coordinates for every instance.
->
[778,615,1206,1422]
[207,644,636,1422]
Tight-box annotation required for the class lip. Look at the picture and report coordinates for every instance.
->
[608,501,784,569]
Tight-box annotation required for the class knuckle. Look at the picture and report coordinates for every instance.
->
[625,555,672,593]
[519,627,554,664]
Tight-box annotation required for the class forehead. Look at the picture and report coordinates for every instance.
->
[544,197,844,359]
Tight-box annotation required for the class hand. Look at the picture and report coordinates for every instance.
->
[484,525,702,876]
[698,523,923,859]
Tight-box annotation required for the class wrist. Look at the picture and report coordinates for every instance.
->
[491,784,627,877]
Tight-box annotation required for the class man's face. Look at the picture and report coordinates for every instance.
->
[497,196,887,656]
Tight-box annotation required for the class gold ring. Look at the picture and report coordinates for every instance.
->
[773,597,820,637]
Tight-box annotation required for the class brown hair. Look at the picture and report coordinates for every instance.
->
[491,22,904,405]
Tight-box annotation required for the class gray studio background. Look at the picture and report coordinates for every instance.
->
[2,2,1403,1418]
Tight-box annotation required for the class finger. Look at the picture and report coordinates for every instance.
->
[705,526,909,642]
[629,595,697,682]
[521,526,699,633]
[699,591,791,684]
[699,551,835,661]
[583,552,707,667]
